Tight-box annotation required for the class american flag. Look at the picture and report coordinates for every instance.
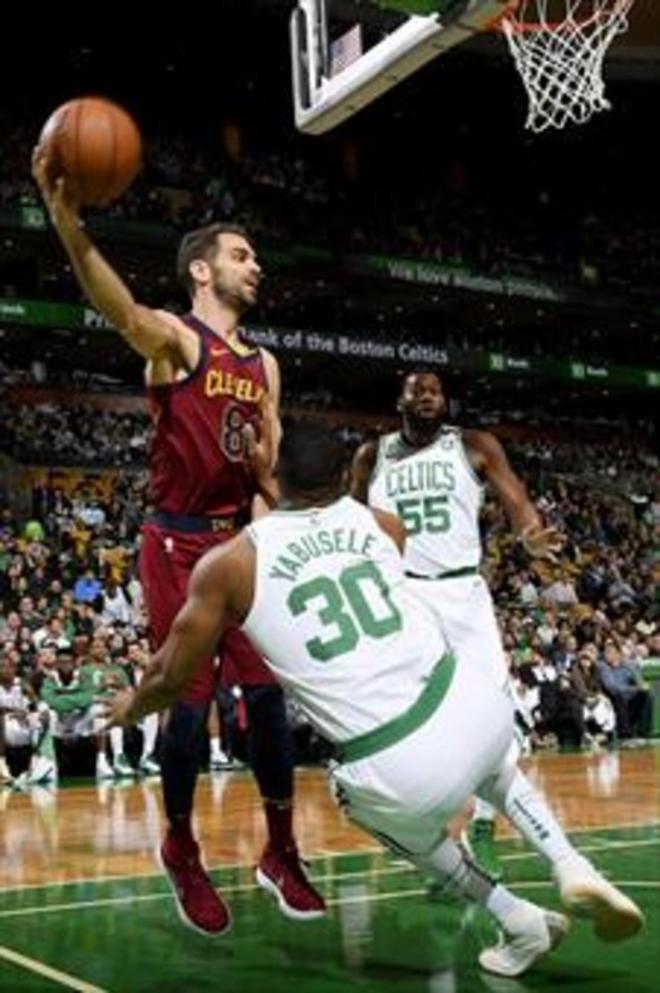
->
[329,24,363,78]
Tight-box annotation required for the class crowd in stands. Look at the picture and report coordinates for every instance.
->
[0,399,151,468]
[485,481,658,750]
[2,84,660,297]
[0,393,657,787]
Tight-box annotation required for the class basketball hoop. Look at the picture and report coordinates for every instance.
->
[499,1,635,132]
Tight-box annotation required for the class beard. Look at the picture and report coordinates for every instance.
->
[212,279,252,313]
[405,409,444,437]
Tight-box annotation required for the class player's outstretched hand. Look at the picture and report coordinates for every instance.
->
[102,688,137,730]
[31,144,81,229]
[520,524,564,562]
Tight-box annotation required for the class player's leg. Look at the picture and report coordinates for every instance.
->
[207,697,230,769]
[0,713,12,783]
[421,833,568,977]
[139,713,161,775]
[107,720,134,778]
[222,630,325,919]
[140,523,230,936]
[478,740,644,941]
[331,664,567,979]
[84,704,115,780]
[25,706,58,785]
[408,575,506,877]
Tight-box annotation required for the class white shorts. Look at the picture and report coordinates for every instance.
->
[406,574,508,688]
[3,706,48,749]
[51,702,105,739]
[4,715,35,749]
[329,654,514,857]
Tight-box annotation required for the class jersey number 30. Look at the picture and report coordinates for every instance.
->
[287,561,402,662]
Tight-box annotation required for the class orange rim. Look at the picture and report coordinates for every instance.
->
[492,0,629,34]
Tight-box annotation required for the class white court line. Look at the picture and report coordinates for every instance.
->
[0,836,658,921]
[1,821,657,897]
[325,878,660,909]
[0,944,108,992]
[0,845,384,896]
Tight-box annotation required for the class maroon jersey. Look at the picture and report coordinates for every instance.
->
[147,314,268,517]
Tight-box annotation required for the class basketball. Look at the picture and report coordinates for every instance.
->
[38,97,142,206]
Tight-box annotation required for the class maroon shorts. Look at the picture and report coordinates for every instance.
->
[139,521,276,704]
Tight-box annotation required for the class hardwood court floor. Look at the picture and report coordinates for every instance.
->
[0,747,658,992]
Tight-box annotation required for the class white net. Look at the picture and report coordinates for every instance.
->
[501,1,635,133]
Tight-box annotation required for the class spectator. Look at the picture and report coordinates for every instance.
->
[543,569,579,610]
[32,613,71,652]
[596,642,654,742]
[517,570,540,607]
[571,649,616,748]
[0,656,55,784]
[80,638,134,777]
[101,580,131,627]
[73,569,103,605]
[40,645,113,779]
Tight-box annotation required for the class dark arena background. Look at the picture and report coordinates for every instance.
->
[0,3,658,991]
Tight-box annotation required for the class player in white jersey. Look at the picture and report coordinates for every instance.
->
[0,658,56,785]
[107,419,641,979]
[351,370,562,877]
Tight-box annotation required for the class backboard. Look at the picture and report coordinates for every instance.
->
[290,1,515,133]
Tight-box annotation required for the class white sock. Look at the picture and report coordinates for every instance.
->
[109,727,123,760]
[473,797,496,822]
[488,768,575,867]
[210,736,224,760]
[420,836,499,906]
[486,884,521,923]
[141,713,159,759]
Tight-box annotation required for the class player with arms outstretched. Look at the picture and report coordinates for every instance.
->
[31,151,325,935]
[351,370,562,876]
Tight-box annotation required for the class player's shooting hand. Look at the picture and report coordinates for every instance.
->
[520,523,565,562]
[102,688,138,730]
[31,145,80,229]
[243,392,277,482]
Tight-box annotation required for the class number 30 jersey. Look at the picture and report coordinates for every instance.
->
[243,497,448,742]
[147,314,268,517]
[368,428,483,577]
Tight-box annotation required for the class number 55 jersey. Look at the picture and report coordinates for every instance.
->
[367,427,483,578]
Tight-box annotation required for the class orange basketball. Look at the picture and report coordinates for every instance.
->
[39,97,142,206]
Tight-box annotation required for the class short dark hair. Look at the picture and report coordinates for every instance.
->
[176,222,251,296]
[400,369,443,393]
[277,418,347,496]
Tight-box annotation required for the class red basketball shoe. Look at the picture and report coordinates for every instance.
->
[160,831,231,936]
[255,844,326,920]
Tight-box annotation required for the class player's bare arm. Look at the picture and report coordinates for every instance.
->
[245,351,282,508]
[350,440,378,503]
[372,508,407,554]
[464,429,563,561]
[31,145,197,367]
[107,536,254,728]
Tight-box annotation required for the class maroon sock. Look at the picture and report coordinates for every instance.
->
[264,799,294,853]
[168,816,196,848]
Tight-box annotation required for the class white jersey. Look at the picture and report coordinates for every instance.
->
[243,496,448,743]
[0,678,31,712]
[368,427,483,577]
